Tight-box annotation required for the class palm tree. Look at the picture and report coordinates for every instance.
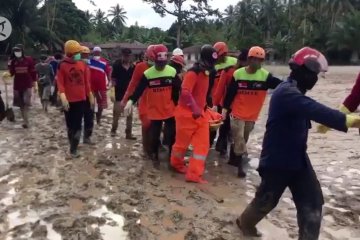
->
[108,4,127,29]
[91,9,106,26]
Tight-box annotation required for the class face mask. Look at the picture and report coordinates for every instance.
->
[249,63,261,70]
[93,56,101,60]
[14,52,22,58]
[155,61,167,69]
[303,72,318,90]
[73,53,81,61]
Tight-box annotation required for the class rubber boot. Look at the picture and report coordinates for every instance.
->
[236,217,262,237]
[83,128,95,145]
[228,145,237,167]
[237,155,246,178]
[150,152,160,169]
[110,127,117,137]
[70,130,81,158]
[96,110,102,125]
[142,128,151,157]
[125,129,136,140]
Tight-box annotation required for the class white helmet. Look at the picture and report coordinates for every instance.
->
[172,48,183,56]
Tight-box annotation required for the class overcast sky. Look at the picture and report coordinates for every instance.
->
[73,0,239,30]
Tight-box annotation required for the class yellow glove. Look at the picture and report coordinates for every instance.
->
[318,104,352,134]
[109,87,115,103]
[346,114,360,128]
[59,93,69,111]
[339,104,351,114]
[2,72,12,85]
[88,92,95,110]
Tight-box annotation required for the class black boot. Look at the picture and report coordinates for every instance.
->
[150,152,160,169]
[96,111,102,125]
[228,145,238,167]
[70,131,81,158]
[125,129,136,140]
[237,155,246,178]
[236,218,262,237]
[83,129,95,145]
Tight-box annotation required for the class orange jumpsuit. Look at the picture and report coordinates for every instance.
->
[171,65,210,183]
[121,61,150,128]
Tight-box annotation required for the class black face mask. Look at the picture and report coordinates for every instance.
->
[290,66,319,93]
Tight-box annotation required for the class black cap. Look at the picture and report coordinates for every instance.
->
[237,48,249,61]
[121,48,132,55]
[200,44,218,66]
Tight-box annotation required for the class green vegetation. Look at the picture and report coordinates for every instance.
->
[1,0,360,63]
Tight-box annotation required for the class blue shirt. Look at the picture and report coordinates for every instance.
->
[259,78,347,171]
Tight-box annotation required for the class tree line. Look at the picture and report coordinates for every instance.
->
[1,0,360,64]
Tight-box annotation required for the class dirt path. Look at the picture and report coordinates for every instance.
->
[0,66,359,240]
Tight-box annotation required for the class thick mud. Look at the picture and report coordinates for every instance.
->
[0,66,359,240]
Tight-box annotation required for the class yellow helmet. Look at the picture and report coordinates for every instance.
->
[81,46,90,54]
[64,40,82,55]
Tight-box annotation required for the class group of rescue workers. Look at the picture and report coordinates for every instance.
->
[3,39,360,239]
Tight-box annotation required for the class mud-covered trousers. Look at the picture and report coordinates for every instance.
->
[83,98,94,140]
[64,101,85,153]
[150,117,175,159]
[240,165,324,240]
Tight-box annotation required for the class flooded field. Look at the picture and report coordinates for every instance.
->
[0,66,359,240]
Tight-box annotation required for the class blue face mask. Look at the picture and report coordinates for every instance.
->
[73,53,81,61]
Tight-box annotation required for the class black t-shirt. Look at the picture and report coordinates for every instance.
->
[111,60,135,101]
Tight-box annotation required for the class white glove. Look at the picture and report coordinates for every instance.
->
[221,109,228,120]
[212,105,218,113]
[124,100,133,117]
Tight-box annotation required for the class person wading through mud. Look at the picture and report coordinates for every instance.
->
[210,42,237,155]
[80,46,95,145]
[170,45,218,184]
[125,44,181,169]
[237,47,360,239]
[213,49,249,165]
[110,48,136,140]
[89,46,111,125]
[35,54,54,112]
[57,40,94,158]
[8,44,37,128]
[119,45,156,156]
[49,51,63,106]
[222,46,282,178]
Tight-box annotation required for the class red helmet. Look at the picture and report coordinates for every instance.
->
[213,42,228,57]
[145,45,156,62]
[170,55,185,67]
[289,47,328,73]
[153,44,168,61]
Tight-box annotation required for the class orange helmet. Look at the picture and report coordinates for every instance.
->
[213,42,228,57]
[64,40,82,55]
[81,46,90,54]
[170,55,185,67]
[248,46,266,59]
[145,45,156,62]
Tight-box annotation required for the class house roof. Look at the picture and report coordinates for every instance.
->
[183,45,202,53]
[80,42,148,50]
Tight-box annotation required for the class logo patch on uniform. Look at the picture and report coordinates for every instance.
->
[164,79,172,84]
[149,80,161,86]
[253,83,263,88]
[238,82,248,88]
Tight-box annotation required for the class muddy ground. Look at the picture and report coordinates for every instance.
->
[0,66,359,240]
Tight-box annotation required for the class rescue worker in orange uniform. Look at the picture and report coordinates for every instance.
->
[57,40,94,158]
[213,49,249,164]
[211,42,238,154]
[223,46,282,178]
[119,45,156,155]
[124,44,181,168]
[171,45,218,184]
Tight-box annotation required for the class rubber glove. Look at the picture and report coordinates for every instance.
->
[212,105,218,113]
[221,108,228,120]
[109,87,115,103]
[124,100,133,117]
[88,92,95,110]
[2,72,11,85]
[180,89,201,119]
[318,104,352,134]
[346,114,360,128]
[59,93,69,111]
